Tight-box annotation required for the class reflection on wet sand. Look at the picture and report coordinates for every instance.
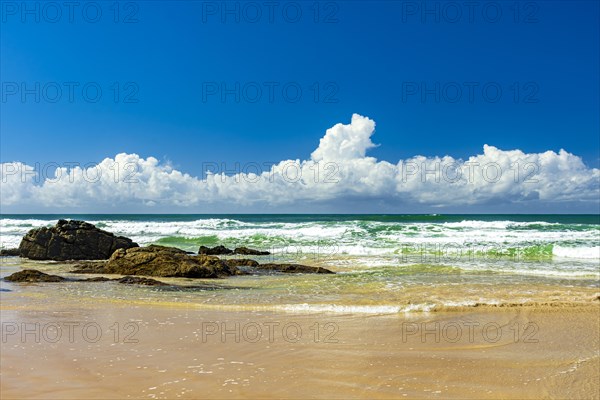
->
[1,294,599,399]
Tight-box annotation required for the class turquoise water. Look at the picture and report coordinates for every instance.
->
[1,214,599,312]
[1,214,599,276]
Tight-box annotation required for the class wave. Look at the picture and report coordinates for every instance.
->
[553,245,600,260]
[270,300,599,315]
[275,304,412,314]
[1,216,598,265]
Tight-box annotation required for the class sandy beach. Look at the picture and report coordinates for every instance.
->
[1,292,598,399]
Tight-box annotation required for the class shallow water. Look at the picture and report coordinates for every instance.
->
[1,256,598,316]
[1,214,599,313]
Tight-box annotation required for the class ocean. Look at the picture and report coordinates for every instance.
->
[1,214,599,313]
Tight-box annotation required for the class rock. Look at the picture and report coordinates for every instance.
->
[233,247,270,256]
[257,263,334,274]
[198,245,270,256]
[3,269,237,290]
[18,220,138,261]
[104,245,241,278]
[117,276,168,286]
[4,269,66,282]
[84,276,161,285]
[198,245,233,255]
[80,277,112,282]
[223,259,259,268]
[0,248,20,257]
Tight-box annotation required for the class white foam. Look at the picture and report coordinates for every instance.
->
[276,303,436,314]
[442,220,514,229]
[1,218,599,280]
[553,245,600,260]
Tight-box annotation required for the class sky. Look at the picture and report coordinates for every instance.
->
[1,1,599,213]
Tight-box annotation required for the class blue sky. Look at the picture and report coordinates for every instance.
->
[1,1,599,213]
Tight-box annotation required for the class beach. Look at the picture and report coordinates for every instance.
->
[1,298,598,399]
[1,215,599,398]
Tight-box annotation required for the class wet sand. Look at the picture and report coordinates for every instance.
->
[1,298,598,399]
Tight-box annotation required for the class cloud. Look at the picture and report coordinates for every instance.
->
[1,114,599,212]
[311,114,377,161]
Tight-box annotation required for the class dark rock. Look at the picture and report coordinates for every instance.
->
[224,259,259,268]
[4,269,66,282]
[3,269,241,290]
[80,277,112,282]
[117,276,168,286]
[198,245,233,255]
[18,220,138,261]
[257,263,335,274]
[233,247,270,256]
[0,248,20,257]
[104,245,241,278]
[198,245,270,256]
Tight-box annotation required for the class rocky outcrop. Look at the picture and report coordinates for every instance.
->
[18,220,138,261]
[256,263,334,274]
[102,245,242,278]
[4,269,66,282]
[4,269,246,291]
[104,245,333,275]
[199,245,233,255]
[116,276,168,286]
[199,245,270,256]
[233,247,270,256]
[81,276,112,282]
[83,276,161,286]
[0,248,20,257]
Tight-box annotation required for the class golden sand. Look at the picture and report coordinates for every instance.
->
[1,298,598,399]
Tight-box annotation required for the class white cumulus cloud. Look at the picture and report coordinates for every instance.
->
[311,113,377,161]
[1,114,598,213]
